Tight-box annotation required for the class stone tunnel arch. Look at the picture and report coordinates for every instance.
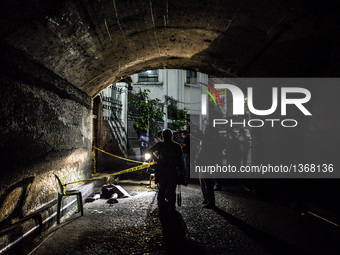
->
[0,0,340,232]
[2,0,339,98]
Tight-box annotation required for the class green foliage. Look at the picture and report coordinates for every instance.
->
[167,104,188,131]
[128,89,164,135]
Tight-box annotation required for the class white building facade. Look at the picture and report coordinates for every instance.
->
[130,69,209,131]
[98,69,209,156]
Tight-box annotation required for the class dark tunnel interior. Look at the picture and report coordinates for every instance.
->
[0,0,340,254]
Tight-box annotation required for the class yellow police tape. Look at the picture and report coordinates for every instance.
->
[63,161,156,188]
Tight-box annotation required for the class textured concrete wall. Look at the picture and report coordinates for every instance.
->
[0,43,92,226]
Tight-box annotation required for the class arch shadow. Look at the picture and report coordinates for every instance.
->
[212,206,311,255]
[159,210,205,255]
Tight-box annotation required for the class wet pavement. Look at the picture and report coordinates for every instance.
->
[29,182,340,255]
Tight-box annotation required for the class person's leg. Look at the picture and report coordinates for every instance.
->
[166,181,177,213]
[183,154,190,183]
[214,179,221,190]
[242,151,248,166]
[141,147,148,158]
[199,176,208,203]
[158,179,166,211]
[205,178,215,207]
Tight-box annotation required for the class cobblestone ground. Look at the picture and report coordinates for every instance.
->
[30,183,340,255]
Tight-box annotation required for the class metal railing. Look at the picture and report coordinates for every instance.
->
[100,95,128,157]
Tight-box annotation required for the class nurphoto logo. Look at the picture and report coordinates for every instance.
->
[198,81,312,128]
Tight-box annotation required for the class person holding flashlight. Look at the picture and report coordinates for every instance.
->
[147,128,184,215]
[138,129,149,159]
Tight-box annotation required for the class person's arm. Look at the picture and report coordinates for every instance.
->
[138,136,143,146]
[177,145,184,168]
[141,136,150,145]
[181,137,189,148]
[147,142,160,160]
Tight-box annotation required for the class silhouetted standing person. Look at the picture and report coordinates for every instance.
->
[227,130,242,169]
[153,131,163,144]
[196,125,222,209]
[190,125,203,161]
[238,128,250,166]
[181,130,190,185]
[148,129,184,214]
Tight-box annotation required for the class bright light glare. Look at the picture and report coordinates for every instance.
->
[145,153,151,160]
